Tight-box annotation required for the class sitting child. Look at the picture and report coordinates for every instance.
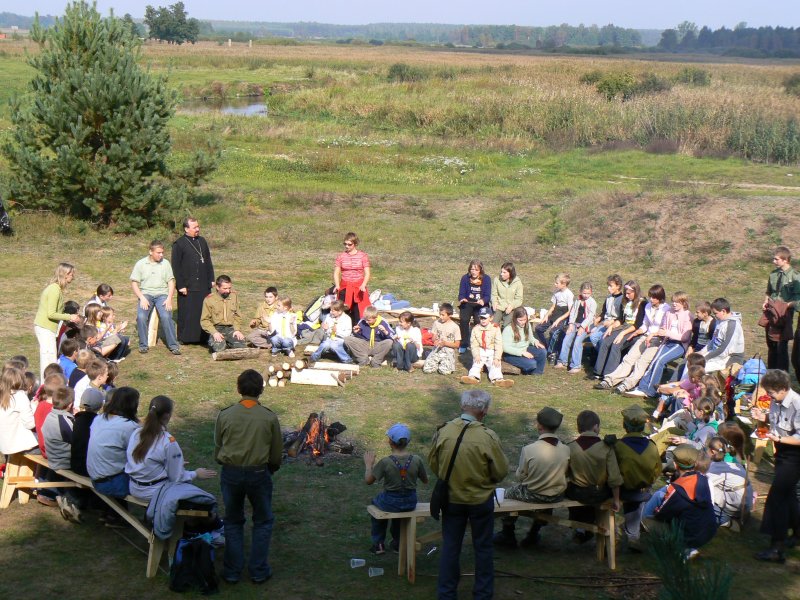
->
[652,362,706,419]
[534,273,574,362]
[344,306,395,368]
[269,296,297,358]
[462,306,513,388]
[587,275,624,353]
[422,303,461,375]
[364,423,428,554]
[73,359,108,415]
[670,300,716,381]
[494,407,570,547]
[565,410,623,542]
[97,306,129,360]
[309,300,353,363]
[68,349,93,388]
[556,281,597,373]
[42,386,82,523]
[247,286,279,349]
[71,387,104,477]
[705,435,753,527]
[698,298,744,374]
[392,312,423,372]
[57,339,80,382]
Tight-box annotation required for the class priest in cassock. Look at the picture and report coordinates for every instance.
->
[172,217,215,345]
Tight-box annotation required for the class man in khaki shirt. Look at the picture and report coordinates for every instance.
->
[495,406,569,548]
[428,390,508,600]
[201,275,246,353]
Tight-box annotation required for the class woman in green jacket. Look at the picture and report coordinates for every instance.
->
[34,263,81,379]
[491,262,523,328]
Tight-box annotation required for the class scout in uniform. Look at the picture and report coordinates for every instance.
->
[201,275,246,353]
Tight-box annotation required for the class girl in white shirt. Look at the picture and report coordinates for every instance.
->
[392,312,423,372]
[0,367,37,455]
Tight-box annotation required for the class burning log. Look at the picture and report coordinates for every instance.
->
[287,413,319,458]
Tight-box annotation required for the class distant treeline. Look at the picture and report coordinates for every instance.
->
[0,11,57,28]
[658,24,800,58]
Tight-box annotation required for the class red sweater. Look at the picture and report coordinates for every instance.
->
[34,402,53,457]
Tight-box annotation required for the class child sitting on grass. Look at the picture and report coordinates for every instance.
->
[247,286,279,349]
[535,273,574,362]
[392,311,423,372]
[309,299,353,363]
[364,423,428,554]
[462,306,513,388]
[652,363,705,419]
[270,296,297,358]
[422,303,461,375]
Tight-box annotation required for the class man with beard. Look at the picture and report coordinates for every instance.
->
[172,217,215,345]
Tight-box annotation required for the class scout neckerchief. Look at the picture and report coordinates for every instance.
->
[368,316,384,348]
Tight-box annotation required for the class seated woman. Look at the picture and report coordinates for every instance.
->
[593,281,645,379]
[501,307,548,375]
[458,260,491,353]
[126,395,217,501]
[491,262,523,329]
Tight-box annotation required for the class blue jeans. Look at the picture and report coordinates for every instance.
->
[221,465,275,582]
[635,342,685,397]
[438,496,494,600]
[93,472,130,498]
[502,347,547,374]
[643,486,668,518]
[588,325,607,349]
[558,327,590,368]
[370,490,417,543]
[310,338,352,363]
[271,336,295,354]
[135,294,179,351]
[393,342,419,371]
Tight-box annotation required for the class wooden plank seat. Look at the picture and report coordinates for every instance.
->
[367,498,615,584]
[1,452,208,578]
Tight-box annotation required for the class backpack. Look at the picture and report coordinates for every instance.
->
[169,534,219,595]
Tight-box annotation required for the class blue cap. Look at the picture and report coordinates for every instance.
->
[478,306,492,318]
[386,423,411,444]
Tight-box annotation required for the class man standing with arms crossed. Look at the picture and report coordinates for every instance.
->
[172,217,215,345]
[429,390,508,600]
[214,369,282,585]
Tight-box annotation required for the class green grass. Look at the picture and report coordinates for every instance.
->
[1,40,800,599]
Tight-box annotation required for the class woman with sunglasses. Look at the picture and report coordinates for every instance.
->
[333,232,372,322]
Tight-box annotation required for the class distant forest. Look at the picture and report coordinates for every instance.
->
[2,12,800,57]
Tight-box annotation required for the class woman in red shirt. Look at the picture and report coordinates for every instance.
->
[333,232,372,321]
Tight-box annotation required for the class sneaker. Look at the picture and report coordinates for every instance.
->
[613,384,628,395]
[594,381,611,390]
[251,574,272,584]
[623,389,647,398]
[754,548,786,563]
[170,347,182,355]
[548,354,557,366]
[684,548,700,561]
[37,494,58,507]
[57,496,82,524]
[138,347,148,354]
[493,379,514,388]
[652,409,661,419]
[554,363,567,369]
[370,542,386,555]
[568,367,582,374]
[460,376,480,385]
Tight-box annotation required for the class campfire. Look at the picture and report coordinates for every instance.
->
[283,412,352,465]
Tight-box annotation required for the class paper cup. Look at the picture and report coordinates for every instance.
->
[368,567,384,577]
[495,487,505,503]
[350,558,365,568]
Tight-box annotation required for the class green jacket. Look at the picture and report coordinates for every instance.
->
[34,283,70,332]
[491,277,523,312]
[766,266,800,306]
[428,417,508,505]
[214,398,282,471]
[201,290,243,334]
[613,433,661,491]
[501,323,537,356]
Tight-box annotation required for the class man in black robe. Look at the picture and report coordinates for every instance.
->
[172,217,214,344]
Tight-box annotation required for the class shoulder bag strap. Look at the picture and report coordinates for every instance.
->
[443,423,471,483]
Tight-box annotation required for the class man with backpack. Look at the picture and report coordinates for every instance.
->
[214,369,283,585]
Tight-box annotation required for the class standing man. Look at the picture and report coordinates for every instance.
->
[130,240,181,355]
[201,275,246,353]
[172,217,214,345]
[762,246,800,373]
[428,390,508,600]
[214,369,282,585]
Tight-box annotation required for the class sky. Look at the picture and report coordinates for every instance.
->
[3,0,799,30]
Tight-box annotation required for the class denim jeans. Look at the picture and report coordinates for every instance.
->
[502,346,547,374]
[93,472,130,498]
[370,490,417,543]
[635,342,685,397]
[107,335,129,360]
[438,496,494,600]
[221,465,275,582]
[271,336,295,355]
[393,342,419,371]
[558,327,590,368]
[642,486,668,518]
[135,294,179,351]
[310,338,352,363]
[588,325,608,349]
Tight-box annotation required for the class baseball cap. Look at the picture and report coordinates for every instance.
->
[80,387,105,412]
[386,423,411,444]
[478,307,492,318]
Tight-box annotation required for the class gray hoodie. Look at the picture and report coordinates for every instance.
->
[42,408,74,470]
[702,312,745,364]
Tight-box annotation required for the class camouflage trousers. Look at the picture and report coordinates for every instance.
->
[422,346,456,375]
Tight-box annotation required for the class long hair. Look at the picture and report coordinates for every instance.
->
[50,262,75,289]
[0,367,25,410]
[500,262,516,281]
[508,306,532,343]
[622,280,641,312]
[717,422,746,461]
[131,395,174,464]
[103,386,140,421]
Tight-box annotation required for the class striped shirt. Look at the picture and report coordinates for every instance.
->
[336,250,370,283]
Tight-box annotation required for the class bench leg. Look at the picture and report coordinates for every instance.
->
[406,517,417,584]
[605,508,616,570]
[16,461,34,505]
[398,519,408,577]
[147,532,166,578]
[0,458,20,509]
[595,510,606,563]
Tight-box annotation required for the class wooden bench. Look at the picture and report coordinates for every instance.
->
[367,498,615,584]
[1,452,208,577]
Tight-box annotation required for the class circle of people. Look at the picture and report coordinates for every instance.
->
[4,224,799,592]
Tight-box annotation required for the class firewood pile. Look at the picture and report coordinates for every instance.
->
[263,359,360,388]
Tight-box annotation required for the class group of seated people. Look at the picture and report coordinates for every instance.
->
[0,354,218,535]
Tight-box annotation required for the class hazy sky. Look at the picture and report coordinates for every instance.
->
[3,0,799,29]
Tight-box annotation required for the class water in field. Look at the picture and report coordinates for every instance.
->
[179,97,268,116]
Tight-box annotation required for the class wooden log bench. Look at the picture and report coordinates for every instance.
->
[1,452,208,578]
[367,498,615,584]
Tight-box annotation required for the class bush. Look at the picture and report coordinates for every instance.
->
[579,70,604,85]
[675,67,711,86]
[536,206,566,245]
[387,63,427,83]
[785,73,800,97]
[596,72,638,101]
[636,72,673,95]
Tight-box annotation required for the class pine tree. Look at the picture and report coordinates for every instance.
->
[2,1,217,232]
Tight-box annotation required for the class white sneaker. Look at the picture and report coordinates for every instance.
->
[623,389,647,398]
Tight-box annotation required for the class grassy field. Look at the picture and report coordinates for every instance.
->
[1,39,800,599]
